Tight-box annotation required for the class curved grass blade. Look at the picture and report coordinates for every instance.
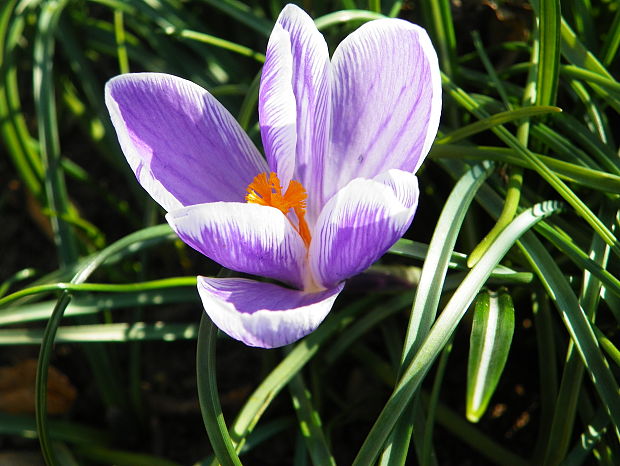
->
[430,144,620,193]
[314,10,385,30]
[34,223,176,464]
[435,106,561,145]
[0,0,44,199]
[353,201,563,465]
[466,289,515,422]
[196,314,242,466]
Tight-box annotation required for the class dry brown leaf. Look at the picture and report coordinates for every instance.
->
[0,359,76,415]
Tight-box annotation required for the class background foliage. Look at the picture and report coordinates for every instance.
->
[1,0,619,464]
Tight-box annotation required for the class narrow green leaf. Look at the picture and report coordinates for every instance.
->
[435,106,561,145]
[288,373,336,466]
[466,289,515,422]
[0,322,198,344]
[532,0,561,106]
[196,314,242,466]
[354,201,563,465]
[314,10,385,30]
[34,0,78,267]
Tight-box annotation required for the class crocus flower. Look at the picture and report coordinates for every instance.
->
[105,4,441,348]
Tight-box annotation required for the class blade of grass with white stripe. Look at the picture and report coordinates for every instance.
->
[379,162,495,464]
[354,200,563,466]
[471,182,620,440]
[466,289,515,422]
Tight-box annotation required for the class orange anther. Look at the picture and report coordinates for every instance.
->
[246,172,311,247]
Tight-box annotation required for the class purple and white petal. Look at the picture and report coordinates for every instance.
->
[325,19,441,201]
[166,202,307,289]
[198,277,344,348]
[105,73,268,212]
[274,4,331,222]
[259,24,297,188]
[309,170,419,289]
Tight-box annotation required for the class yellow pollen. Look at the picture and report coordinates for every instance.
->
[246,172,312,247]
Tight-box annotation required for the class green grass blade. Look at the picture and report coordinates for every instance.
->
[430,144,620,193]
[229,296,377,452]
[0,288,197,326]
[421,0,457,78]
[36,291,71,466]
[168,28,265,62]
[0,322,198,344]
[531,0,561,106]
[442,72,620,259]
[196,314,242,466]
[288,372,336,466]
[466,289,515,422]
[600,7,620,66]
[0,0,43,199]
[518,233,620,441]
[314,10,385,30]
[34,0,78,267]
[435,106,561,145]
[380,162,495,464]
[353,201,563,465]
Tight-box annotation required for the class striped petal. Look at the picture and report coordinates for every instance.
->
[324,19,441,201]
[166,202,307,289]
[269,4,331,222]
[106,73,267,212]
[198,277,344,348]
[310,170,419,289]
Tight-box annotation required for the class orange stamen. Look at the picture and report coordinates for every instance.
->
[246,172,312,247]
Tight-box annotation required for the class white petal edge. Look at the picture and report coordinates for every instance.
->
[198,277,344,348]
[309,169,419,289]
[166,202,308,289]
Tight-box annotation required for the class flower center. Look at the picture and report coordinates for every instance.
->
[246,172,311,247]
